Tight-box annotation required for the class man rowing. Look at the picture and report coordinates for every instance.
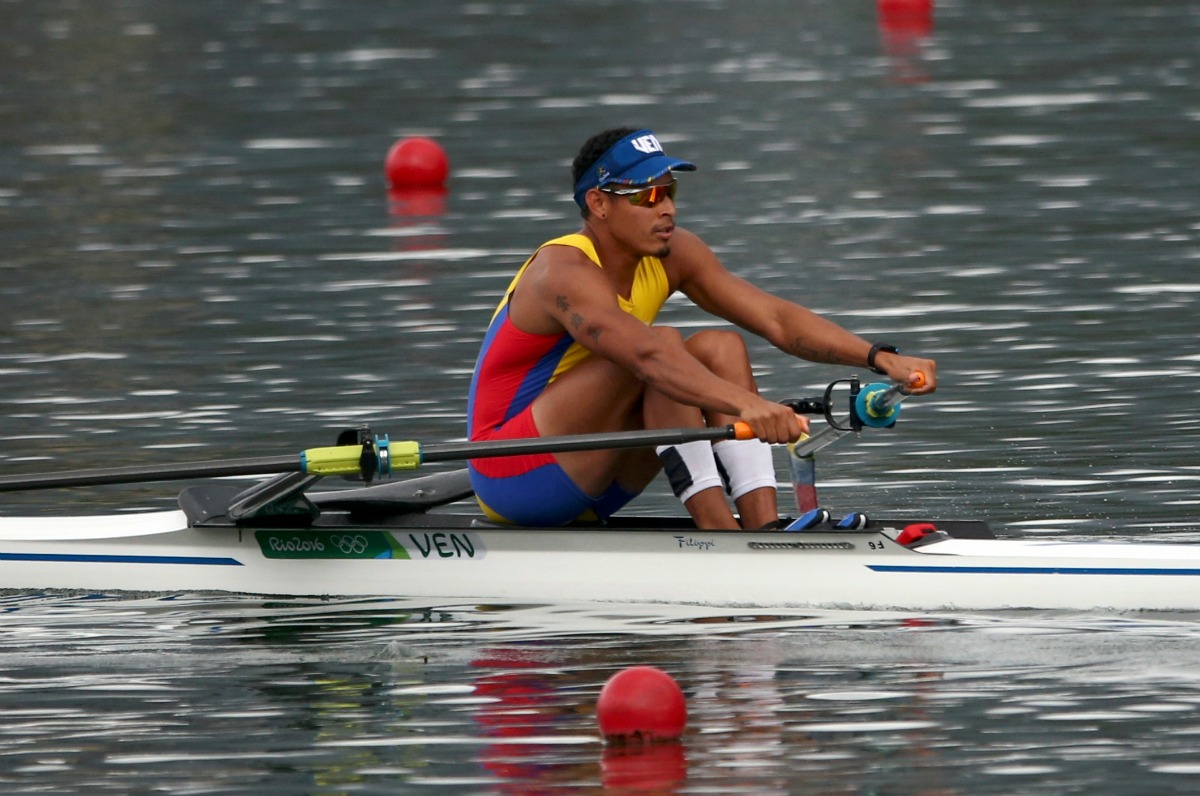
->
[466,127,937,530]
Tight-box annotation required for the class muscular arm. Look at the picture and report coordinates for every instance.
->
[668,229,937,392]
[522,250,747,414]
[512,246,802,441]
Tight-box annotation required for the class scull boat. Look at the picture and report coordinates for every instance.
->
[1,378,1197,611]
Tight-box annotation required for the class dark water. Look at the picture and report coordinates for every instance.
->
[8,595,1200,793]
[2,0,1200,791]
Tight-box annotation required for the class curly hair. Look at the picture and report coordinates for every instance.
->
[571,127,638,217]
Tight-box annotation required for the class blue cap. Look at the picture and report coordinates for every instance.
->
[573,129,696,209]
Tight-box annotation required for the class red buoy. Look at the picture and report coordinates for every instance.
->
[878,0,933,37]
[385,137,449,189]
[597,666,687,744]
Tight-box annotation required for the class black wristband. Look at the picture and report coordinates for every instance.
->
[867,343,898,375]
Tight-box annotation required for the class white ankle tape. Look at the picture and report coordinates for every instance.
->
[713,438,777,500]
[656,441,723,504]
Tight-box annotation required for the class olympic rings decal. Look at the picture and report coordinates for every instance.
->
[331,534,370,555]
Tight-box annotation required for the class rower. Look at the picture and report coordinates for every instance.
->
[465,127,937,530]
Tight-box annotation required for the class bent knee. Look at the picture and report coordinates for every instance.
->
[684,329,749,364]
[649,325,687,346]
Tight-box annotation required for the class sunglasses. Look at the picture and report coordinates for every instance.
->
[600,181,678,207]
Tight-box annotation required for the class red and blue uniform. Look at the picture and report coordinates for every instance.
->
[467,234,670,525]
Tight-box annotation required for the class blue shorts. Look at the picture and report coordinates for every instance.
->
[469,459,639,527]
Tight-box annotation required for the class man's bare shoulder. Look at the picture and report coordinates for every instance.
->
[661,227,723,281]
[508,240,616,333]
[530,240,596,268]
[524,241,607,292]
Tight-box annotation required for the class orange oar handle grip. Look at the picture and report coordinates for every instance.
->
[908,371,927,390]
[732,421,755,440]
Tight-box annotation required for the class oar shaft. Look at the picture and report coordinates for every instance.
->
[0,423,753,492]
[421,425,743,464]
[0,455,301,492]
[790,424,852,459]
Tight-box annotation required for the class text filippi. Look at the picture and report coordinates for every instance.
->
[674,536,716,551]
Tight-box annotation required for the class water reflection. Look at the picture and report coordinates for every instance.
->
[877,0,934,85]
[387,187,449,226]
[7,592,1200,791]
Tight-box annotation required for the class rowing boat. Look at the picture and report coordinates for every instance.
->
[2,379,1197,611]
[1,469,1199,610]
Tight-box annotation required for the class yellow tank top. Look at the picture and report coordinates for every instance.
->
[492,233,671,381]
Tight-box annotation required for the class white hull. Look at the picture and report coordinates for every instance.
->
[3,509,1200,611]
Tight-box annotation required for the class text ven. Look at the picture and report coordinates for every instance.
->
[407,532,477,559]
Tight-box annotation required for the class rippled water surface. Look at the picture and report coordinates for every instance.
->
[8,595,1200,793]
[2,0,1200,791]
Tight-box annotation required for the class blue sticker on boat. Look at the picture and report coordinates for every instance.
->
[0,552,242,566]
[869,564,1200,576]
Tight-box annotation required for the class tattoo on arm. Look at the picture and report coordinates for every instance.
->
[553,293,601,344]
[787,339,843,364]
[556,294,585,332]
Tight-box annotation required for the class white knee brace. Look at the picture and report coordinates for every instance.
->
[656,441,723,504]
[713,438,777,500]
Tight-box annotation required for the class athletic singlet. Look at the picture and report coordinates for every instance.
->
[466,233,670,447]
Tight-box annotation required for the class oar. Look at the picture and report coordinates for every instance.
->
[0,422,755,493]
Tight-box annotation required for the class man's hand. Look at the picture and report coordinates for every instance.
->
[876,352,937,395]
[739,395,811,444]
